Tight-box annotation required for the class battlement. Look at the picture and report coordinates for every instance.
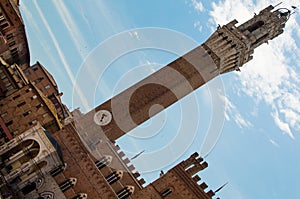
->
[203,4,290,74]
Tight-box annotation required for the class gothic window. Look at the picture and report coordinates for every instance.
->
[105,170,123,184]
[95,155,112,170]
[59,178,77,192]
[116,186,135,199]
[50,165,65,177]
[12,94,20,100]
[247,21,264,32]
[161,188,172,197]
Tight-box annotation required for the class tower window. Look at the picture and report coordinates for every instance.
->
[17,101,26,107]
[161,188,172,197]
[252,33,269,47]
[247,21,264,32]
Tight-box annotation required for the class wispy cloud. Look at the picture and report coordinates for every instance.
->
[51,1,90,58]
[209,0,300,139]
[33,0,90,111]
[271,108,294,139]
[20,2,60,68]
[191,0,205,13]
[269,139,280,148]
[194,21,203,32]
[221,95,252,129]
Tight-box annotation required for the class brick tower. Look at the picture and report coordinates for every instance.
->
[78,5,291,144]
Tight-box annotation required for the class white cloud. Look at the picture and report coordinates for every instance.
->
[191,0,205,13]
[209,0,300,139]
[221,95,252,129]
[272,109,294,139]
[194,21,203,32]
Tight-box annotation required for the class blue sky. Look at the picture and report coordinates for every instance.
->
[20,1,300,198]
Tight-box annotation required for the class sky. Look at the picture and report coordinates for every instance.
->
[19,1,300,198]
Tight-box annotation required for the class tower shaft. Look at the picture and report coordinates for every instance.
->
[78,5,290,144]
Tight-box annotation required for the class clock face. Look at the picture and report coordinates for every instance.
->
[94,110,112,126]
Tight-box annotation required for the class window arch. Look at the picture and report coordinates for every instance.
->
[95,155,112,170]
[247,21,264,32]
[161,188,173,197]
[117,185,135,199]
[105,170,123,184]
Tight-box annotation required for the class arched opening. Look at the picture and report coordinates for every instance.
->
[105,170,123,185]
[2,140,40,173]
[1,139,36,161]
[117,186,135,199]
[59,178,77,192]
[251,33,269,47]
[247,21,264,32]
[95,155,112,170]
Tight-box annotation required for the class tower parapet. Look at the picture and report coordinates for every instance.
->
[203,5,291,74]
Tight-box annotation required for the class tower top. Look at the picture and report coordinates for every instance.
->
[203,4,291,74]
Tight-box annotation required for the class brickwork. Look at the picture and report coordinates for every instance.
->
[24,62,68,120]
[0,0,30,70]
[0,83,61,135]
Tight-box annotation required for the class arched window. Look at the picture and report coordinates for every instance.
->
[117,186,135,199]
[59,178,77,192]
[95,155,112,170]
[161,188,172,197]
[251,33,269,47]
[50,164,66,177]
[247,21,264,32]
[105,170,123,184]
